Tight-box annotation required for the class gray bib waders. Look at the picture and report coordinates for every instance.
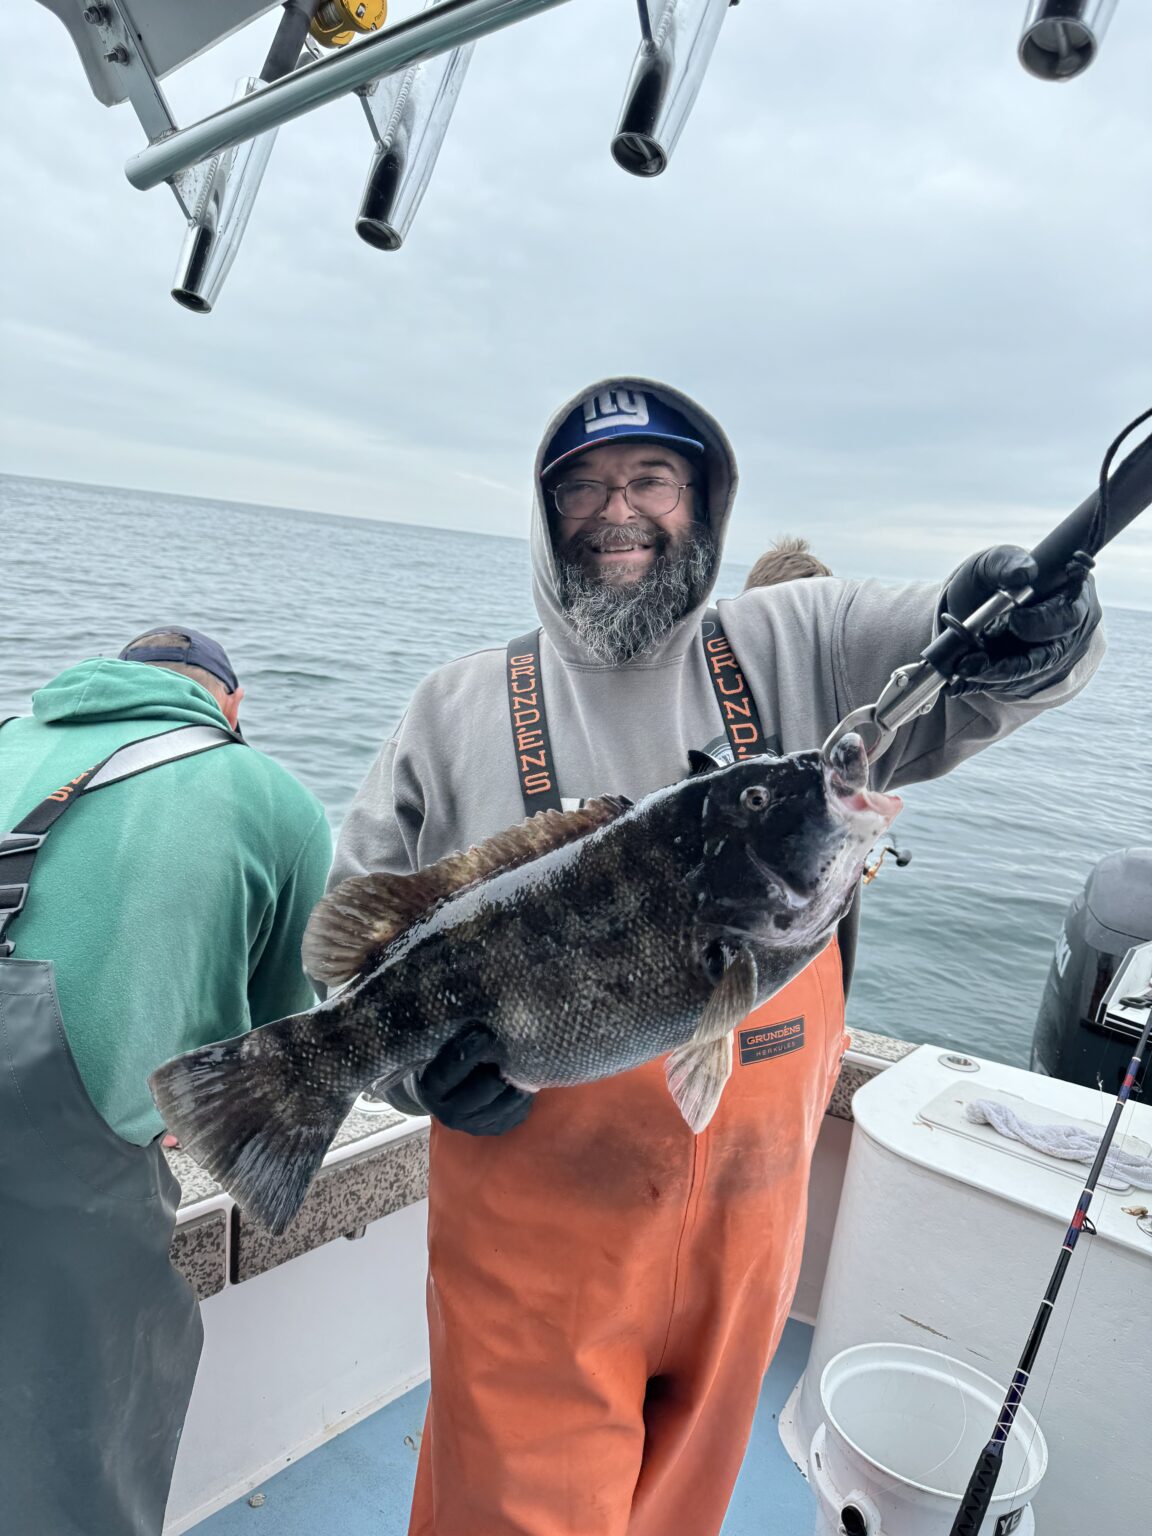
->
[0,725,237,1536]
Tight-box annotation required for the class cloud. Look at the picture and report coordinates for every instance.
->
[2,0,1150,604]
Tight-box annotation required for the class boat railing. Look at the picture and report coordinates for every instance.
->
[167,1024,917,1298]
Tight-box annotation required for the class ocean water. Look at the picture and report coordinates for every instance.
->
[2,472,1147,1066]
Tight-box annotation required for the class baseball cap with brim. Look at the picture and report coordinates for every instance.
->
[542,386,706,480]
[119,627,239,694]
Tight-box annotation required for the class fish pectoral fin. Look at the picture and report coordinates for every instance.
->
[666,1033,733,1133]
[697,944,758,1040]
[688,749,722,776]
[304,794,634,988]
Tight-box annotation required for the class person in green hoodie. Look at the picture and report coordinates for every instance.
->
[0,627,331,1536]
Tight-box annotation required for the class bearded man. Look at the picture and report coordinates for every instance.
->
[330,378,1102,1536]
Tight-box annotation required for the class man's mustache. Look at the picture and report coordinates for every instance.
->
[561,522,663,559]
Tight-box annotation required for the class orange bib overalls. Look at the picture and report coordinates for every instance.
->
[408,939,845,1536]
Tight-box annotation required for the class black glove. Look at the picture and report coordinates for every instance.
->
[406,1023,534,1136]
[940,544,1101,699]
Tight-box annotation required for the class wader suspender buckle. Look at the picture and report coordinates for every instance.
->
[0,725,239,957]
[0,835,46,957]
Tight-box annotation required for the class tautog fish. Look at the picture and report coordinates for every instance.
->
[150,734,899,1233]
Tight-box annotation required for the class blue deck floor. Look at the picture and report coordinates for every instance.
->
[194,1319,815,1535]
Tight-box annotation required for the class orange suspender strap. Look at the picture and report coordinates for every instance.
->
[506,633,563,815]
[700,608,768,760]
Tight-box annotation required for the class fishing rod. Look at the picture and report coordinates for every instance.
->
[822,405,1152,765]
[948,941,1152,1535]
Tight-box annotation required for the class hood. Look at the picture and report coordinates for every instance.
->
[531,377,738,667]
[32,659,231,728]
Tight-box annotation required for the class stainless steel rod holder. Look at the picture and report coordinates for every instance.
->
[1018,0,1118,81]
[171,77,279,313]
[355,4,474,252]
[611,0,731,177]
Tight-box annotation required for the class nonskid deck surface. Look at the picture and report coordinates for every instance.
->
[192,1321,816,1534]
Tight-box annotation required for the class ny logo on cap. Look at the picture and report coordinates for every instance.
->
[582,388,649,434]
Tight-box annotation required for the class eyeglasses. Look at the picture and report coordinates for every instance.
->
[552,476,695,521]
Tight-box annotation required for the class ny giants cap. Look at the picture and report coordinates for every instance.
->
[542,386,705,479]
[119,628,239,694]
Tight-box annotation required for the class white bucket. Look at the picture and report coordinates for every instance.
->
[809,1343,1047,1536]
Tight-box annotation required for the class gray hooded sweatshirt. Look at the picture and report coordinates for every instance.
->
[331,378,1103,898]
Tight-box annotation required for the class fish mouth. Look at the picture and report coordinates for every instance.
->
[823,733,902,825]
[832,783,903,820]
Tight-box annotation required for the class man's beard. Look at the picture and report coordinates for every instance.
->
[555,522,718,665]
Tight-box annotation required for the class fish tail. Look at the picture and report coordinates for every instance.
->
[149,1010,378,1236]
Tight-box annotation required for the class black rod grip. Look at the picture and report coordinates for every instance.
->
[260,0,319,85]
[1028,426,1152,597]
[949,1443,1004,1536]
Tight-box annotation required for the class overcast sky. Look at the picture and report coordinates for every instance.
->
[3,0,1150,604]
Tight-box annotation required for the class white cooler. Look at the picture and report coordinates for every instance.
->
[781,1045,1151,1534]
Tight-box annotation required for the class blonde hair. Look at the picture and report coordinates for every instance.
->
[743,535,832,590]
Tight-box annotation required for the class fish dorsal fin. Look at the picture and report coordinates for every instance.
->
[302,794,633,987]
[688,749,722,776]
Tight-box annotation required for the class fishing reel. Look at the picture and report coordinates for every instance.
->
[311,0,388,50]
[862,839,912,886]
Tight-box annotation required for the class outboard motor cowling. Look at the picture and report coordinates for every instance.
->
[1031,848,1152,1091]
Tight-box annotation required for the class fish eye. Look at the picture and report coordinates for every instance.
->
[741,785,771,811]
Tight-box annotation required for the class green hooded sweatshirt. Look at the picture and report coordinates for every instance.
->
[0,660,332,1144]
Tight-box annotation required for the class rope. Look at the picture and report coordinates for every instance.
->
[965,1099,1152,1191]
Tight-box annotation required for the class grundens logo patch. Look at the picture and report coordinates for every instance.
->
[738,1017,805,1066]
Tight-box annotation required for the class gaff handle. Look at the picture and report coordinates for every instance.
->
[1029,417,1152,598]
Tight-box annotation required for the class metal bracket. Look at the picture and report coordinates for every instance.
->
[82,1,211,218]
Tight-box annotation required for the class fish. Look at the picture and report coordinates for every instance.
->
[149,733,899,1234]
